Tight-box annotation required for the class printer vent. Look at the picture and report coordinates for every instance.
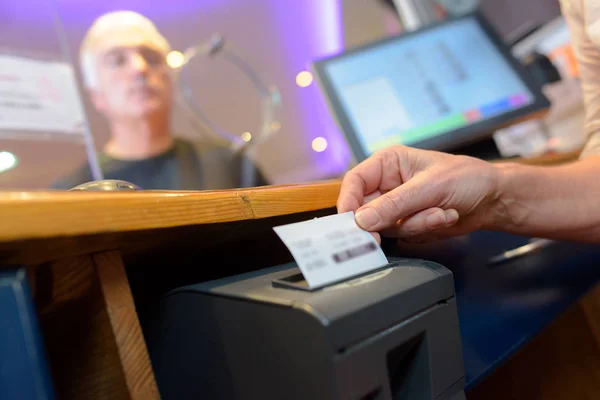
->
[387,333,431,400]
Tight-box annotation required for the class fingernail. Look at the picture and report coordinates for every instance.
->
[355,208,381,230]
[426,209,447,228]
[445,209,459,225]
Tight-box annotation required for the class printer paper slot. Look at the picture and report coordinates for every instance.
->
[272,264,396,292]
[272,272,312,291]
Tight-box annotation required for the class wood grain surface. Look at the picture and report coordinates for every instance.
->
[0,189,252,242]
[0,150,581,245]
[35,255,130,400]
[0,180,340,243]
[0,150,583,268]
[33,251,160,400]
[94,251,160,399]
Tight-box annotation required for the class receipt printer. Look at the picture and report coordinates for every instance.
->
[145,258,466,400]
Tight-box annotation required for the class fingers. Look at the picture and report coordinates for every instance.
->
[396,220,471,245]
[354,174,437,231]
[380,208,459,238]
[371,231,382,245]
[352,191,383,244]
[397,231,455,244]
[337,171,367,214]
[363,190,382,204]
[337,150,405,214]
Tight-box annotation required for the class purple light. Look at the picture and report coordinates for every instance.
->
[311,0,352,177]
[269,0,351,180]
[1,0,229,25]
[311,0,344,57]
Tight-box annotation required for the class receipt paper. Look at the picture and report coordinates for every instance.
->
[273,211,388,289]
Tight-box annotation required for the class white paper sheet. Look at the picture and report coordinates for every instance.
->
[0,54,85,135]
[273,211,388,289]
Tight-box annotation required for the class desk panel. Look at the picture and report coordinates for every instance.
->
[384,231,600,391]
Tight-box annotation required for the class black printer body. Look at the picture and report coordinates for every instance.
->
[145,258,466,400]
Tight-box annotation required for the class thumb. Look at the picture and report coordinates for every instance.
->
[354,177,436,231]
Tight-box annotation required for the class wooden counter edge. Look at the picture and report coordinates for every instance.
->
[0,180,341,243]
[0,150,581,243]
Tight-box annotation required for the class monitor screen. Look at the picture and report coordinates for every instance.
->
[312,13,549,161]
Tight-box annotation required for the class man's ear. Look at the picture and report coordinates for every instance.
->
[88,89,107,113]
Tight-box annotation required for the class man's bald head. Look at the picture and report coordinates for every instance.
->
[80,10,171,89]
[79,11,174,121]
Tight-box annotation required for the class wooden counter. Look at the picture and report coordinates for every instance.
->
[1,149,598,400]
[0,180,341,267]
[0,149,582,265]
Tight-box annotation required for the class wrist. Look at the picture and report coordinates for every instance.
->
[483,162,523,232]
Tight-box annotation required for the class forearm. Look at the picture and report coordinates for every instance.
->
[487,156,600,242]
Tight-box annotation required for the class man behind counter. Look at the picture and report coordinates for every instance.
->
[52,11,266,190]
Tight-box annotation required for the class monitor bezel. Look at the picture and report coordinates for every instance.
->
[311,11,550,162]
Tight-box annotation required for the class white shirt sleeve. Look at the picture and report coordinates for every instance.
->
[560,0,600,156]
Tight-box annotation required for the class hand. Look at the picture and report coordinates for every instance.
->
[337,145,501,244]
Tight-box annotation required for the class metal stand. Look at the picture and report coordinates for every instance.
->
[176,34,281,187]
[392,0,479,31]
[392,0,439,31]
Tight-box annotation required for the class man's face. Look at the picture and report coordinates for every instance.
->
[89,32,172,119]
